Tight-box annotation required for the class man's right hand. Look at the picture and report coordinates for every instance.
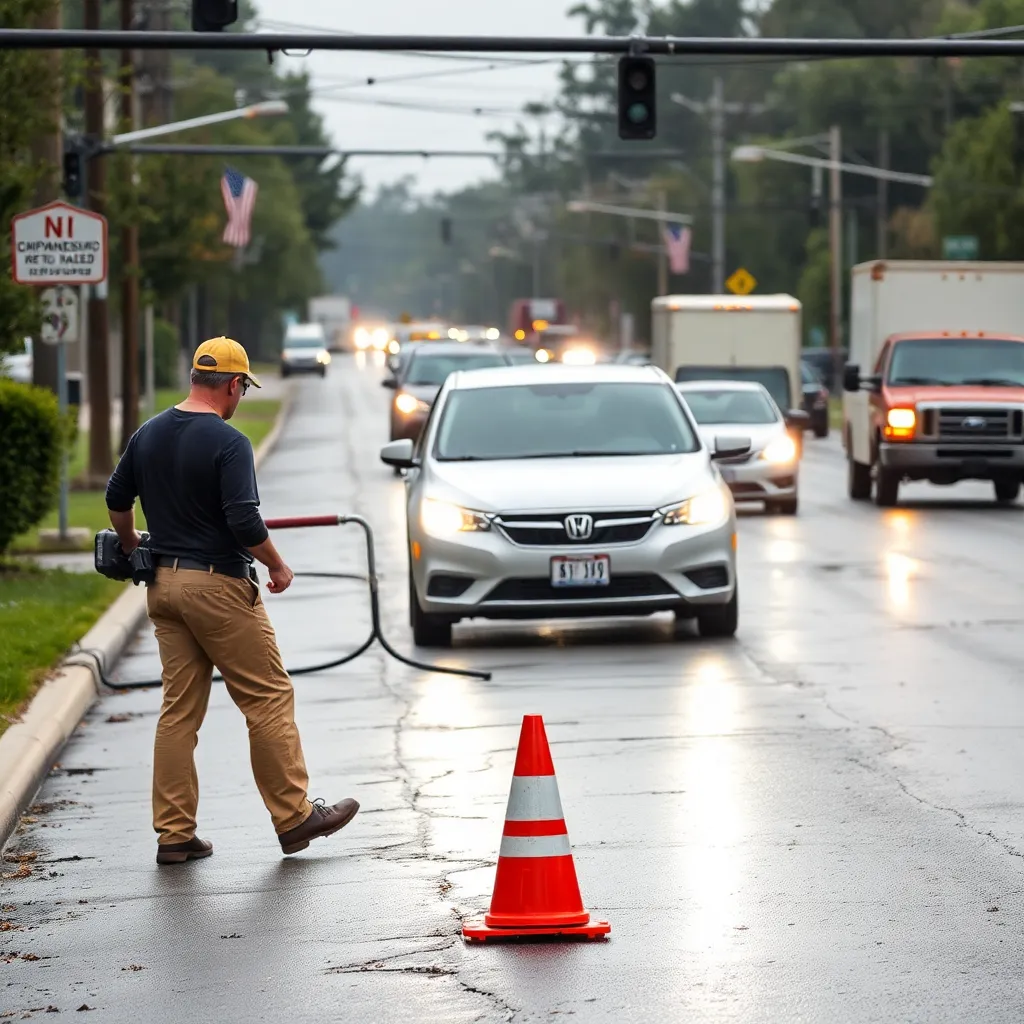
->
[267,563,294,594]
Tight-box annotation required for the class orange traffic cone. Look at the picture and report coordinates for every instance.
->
[462,715,610,942]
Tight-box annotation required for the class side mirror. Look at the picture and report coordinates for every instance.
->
[711,435,752,461]
[380,438,418,469]
[843,364,861,393]
[785,409,811,429]
[381,377,397,389]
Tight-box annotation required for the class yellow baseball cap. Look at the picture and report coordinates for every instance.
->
[192,336,261,388]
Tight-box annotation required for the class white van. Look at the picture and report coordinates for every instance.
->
[280,322,330,378]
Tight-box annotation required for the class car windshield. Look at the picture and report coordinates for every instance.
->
[887,338,1024,386]
[435,381,700,461]
[404,353,508,386]
[674,366,791,410]
[681,388,779,425]
[285,336,324,349]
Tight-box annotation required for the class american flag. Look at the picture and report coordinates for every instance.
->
[221,166,258,248]
[663,223,692,275]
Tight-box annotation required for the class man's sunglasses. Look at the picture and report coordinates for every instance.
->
[236,377,250,396]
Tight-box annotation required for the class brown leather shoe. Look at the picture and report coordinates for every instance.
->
[156,836,213,865]
[279,798,359,855]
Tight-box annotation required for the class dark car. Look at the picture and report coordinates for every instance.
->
[800,360,830,438]
[383,342,514,452]
[801,348,848,394]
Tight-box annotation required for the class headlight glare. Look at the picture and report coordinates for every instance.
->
[561,347,596,365]
[760,434,797,464]
[661,487,730,527]
[420,498,491,538]
[395,392,426,415]
[354,327,370,350]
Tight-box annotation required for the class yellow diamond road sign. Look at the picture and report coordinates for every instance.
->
[725,267,757,296]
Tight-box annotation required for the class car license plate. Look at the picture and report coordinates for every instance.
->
[551,555,610,587]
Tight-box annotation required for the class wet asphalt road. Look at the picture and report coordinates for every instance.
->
[4,355,1024,1022]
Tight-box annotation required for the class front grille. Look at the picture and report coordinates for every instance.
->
[484,575,677,603]
[935,407,1018,441]
[427,574,474,598]
[730,482,766,496]
[685,565,729,589]
[495,510,656,547]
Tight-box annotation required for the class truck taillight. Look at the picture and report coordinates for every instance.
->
[885,407,916,440]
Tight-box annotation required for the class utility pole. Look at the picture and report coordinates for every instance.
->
[656,188,668,296]
[876,129,889,259]
[672,84,767,294]
[119,0,140,452]
[829,124,843,392]
[710,77,726,294]
[84,0,113,483]
[30,0,62,395]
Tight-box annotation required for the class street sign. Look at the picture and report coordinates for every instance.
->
[11,201,108,285]
[725,267,757,296]
[40,286,80,345]
[942,235,979,260]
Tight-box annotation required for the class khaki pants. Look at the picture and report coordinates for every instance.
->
[146,565,312,845]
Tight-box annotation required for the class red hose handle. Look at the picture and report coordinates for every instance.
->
[265,514,342,530]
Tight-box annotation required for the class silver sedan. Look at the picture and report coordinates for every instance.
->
[676,379,805,515]
[380,364,750,647]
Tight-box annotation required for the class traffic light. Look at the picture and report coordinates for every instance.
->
[441,217,452,245]
[191,0,237,31]
[62,149,83,199]
[617,57,656,140]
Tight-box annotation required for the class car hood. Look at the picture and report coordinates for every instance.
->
[399,383,442,403]
[425,452,716,513]
[883,384,1024,404]
[694,422,782,453]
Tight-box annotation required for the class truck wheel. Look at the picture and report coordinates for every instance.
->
[848,453,872,500]
[696,588,738,639]
[409,573,452,648]
[875,468,900,507]
[994,480,1020,504]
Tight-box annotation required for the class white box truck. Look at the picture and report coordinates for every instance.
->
[651,295,804,415]
[843,260,1024,507]
[308,295,352,351]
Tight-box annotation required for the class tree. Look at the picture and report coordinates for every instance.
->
[0,0,59,357]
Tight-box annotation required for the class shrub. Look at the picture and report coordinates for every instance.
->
[0,380,63,553]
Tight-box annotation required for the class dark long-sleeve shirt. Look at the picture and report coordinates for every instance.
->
[105,408,268,566]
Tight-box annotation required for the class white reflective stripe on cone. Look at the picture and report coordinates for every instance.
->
[499,833,573,859]
[504,775,565,822]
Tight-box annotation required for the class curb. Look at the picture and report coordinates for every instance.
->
[0,388,294,850]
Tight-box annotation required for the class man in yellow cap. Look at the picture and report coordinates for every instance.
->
[105,337,359,864]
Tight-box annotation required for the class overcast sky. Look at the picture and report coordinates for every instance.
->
[254,0,580,198]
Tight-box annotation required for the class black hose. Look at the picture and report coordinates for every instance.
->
[71,515,493,689]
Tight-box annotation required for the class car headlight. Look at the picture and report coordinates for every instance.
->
[316,350,331,365]
[387,339,400,355]
[561,347,596,366]
[535,348,551,363]
[354,327,370,350]
[660,487,730,527]
[760,434,797,464]
[420,498,491,538]
[395,392,430,416]
[372,328,389,349]
[885,407,916,440]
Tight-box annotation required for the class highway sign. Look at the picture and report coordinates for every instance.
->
[11,201,108,285]
[725,267,757,296]
[40,286,80,345]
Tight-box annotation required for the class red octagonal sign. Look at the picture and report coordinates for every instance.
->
[11,200,108,286]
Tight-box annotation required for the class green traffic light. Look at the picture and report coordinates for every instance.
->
[627,102,650,125]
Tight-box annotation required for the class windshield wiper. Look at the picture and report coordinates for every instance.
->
[961,377,1024,387]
